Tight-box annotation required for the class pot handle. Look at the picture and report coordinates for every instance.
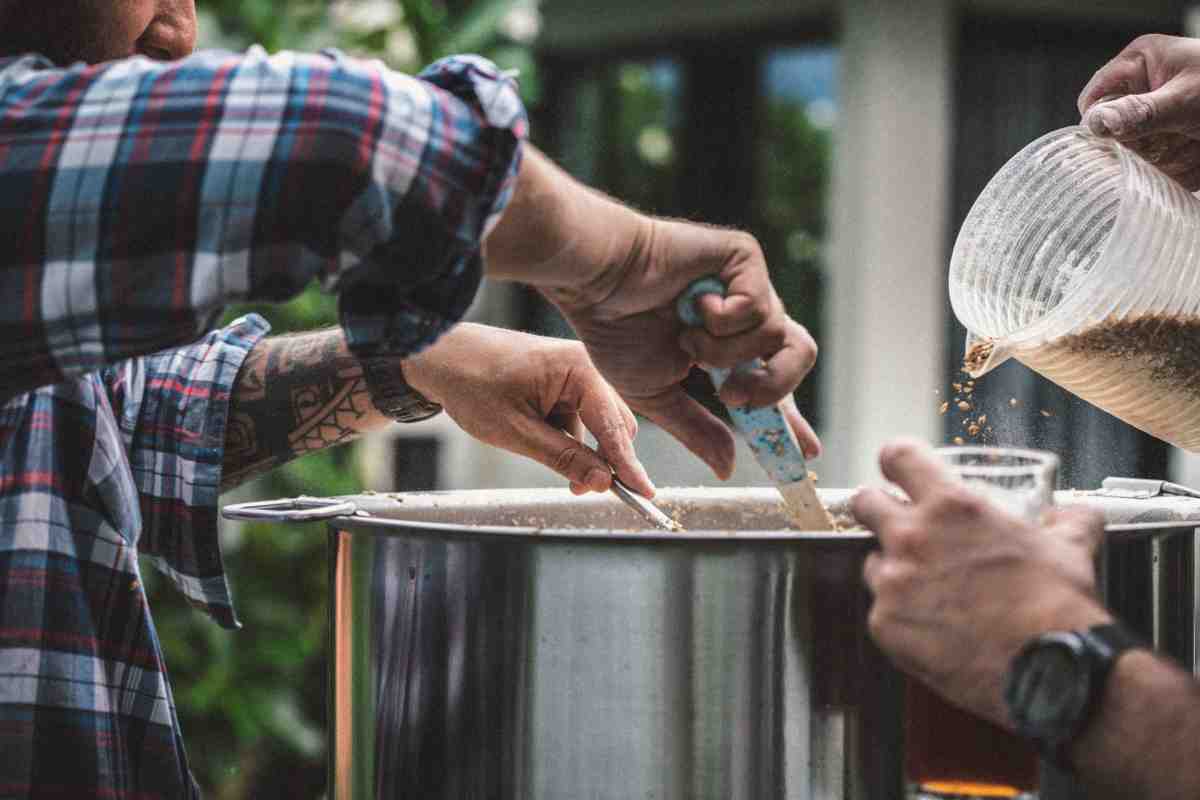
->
[222,496,361,522]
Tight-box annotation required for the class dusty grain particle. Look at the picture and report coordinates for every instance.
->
[939,401,950,415]
[968,424,981,436]
[1040,409,1054,418]
[978,414,988,425]
[953,436,965,446]
[1009,398,1020,408]
[957,401,972,412]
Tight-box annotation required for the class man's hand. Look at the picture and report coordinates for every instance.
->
[1079,34,1200,190]
[484,148,820,479]
[551,219,819,482]
[851,439,1112,728]
[403,323,653,496]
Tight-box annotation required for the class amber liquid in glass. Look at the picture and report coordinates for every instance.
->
[906,679,1038,797]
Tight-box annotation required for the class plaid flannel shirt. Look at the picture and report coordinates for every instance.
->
[0,47,525,798]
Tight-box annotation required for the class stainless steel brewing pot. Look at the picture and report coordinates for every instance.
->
[225,483,1200,800]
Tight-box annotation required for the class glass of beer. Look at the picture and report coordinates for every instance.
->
[905,447,1059,799]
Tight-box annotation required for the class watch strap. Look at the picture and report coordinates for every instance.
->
[1049,622,1145,769]
[1054,623,1144,761]
[1080,623,1144,664]
[359,355,443,423]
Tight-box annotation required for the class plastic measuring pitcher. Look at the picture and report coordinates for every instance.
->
[949,125,1200,451]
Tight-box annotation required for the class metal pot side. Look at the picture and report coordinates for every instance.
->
[222,485,1200,800]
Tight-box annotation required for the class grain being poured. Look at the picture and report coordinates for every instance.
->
[964,339,995,374]
[939,367,997,446]
[958,314,1200,451]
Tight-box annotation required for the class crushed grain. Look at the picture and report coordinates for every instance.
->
[964,339,995,374]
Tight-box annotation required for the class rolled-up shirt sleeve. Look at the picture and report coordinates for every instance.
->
[101,313,271,628]
[0,47,526,398]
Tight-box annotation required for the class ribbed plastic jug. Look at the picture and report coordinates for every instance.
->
[949,126,1200,451]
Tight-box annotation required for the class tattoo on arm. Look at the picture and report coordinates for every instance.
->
[222,329,381,491]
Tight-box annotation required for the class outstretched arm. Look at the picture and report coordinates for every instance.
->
[220,323,652,495]
[1,49,524,399]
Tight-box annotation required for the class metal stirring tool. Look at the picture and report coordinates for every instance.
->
[610,475,684,532]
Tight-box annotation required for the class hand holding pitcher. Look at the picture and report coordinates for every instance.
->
[1078,34,1200,190]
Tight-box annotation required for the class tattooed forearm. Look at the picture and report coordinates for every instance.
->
[221,329,388,491]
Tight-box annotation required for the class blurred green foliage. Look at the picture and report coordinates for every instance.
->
[142,2,543,797]
[757,83,833,422]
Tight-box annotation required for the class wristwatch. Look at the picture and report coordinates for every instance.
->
[358,355,443,423]
[1003,622,1145,769]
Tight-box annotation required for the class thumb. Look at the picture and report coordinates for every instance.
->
[1083,82,1191,140]
[508,415,615,493]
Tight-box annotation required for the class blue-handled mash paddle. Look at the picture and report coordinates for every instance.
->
[676,277,834,530]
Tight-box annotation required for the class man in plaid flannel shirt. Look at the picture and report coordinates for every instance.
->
[0,1,820,796]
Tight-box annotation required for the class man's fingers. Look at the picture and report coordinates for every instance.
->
[617,393,639,439]
[781,395,822,461]
[632,388,736,480]
[1078,49,1152,117]
[877,439,954,503]
[696,235,778,338]
[681,316,815,371]
[718,330,817,409]
[850,487,908,538]
[578,378,654,497]
[1082,82,1193,140]
[862,550,883,592]
[1043,506,1106,554]
[511,416,614,493]
[695,291,770,337]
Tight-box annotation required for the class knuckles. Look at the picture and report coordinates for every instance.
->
[729,230,766,263]
[1124,92,1159,127]
[925,486,986,523]
[883,523,928,561]
[878,439,923,470]
[1128,33,1169,55]
[867,604,899,646]
[553,446,584,477]
[794,324,818,370]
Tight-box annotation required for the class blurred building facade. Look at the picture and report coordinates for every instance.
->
[365,0,1200,496]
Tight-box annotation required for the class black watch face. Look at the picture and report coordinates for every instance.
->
[1012,641,1089,731]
